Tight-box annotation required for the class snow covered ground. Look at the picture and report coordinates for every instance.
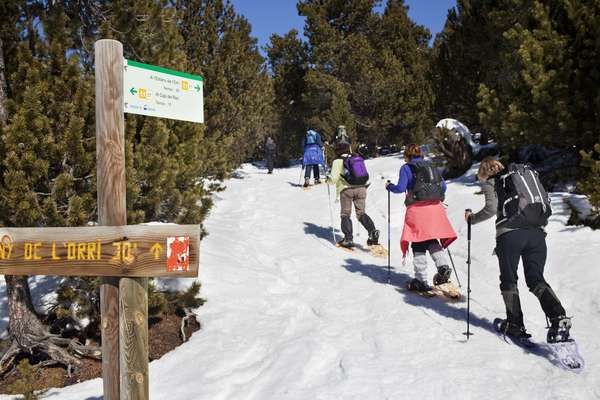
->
[1,155,599,399]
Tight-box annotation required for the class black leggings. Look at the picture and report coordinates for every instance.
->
[496,228,565,320]
[304,164,320,180]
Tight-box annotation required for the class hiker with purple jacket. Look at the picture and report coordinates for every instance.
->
[326,142,379,248]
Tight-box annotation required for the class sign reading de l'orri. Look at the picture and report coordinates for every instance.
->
[123,59,204,123]
[0,225,199,277]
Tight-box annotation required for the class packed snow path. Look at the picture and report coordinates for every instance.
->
[1,155,599,399]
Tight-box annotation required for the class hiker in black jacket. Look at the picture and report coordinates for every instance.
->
[466,157,571,343]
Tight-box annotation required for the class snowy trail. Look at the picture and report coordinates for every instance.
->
[2,155,599,399]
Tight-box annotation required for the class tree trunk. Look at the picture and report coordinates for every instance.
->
[0,276,83,376]
[434,127,473,179]
[0,36,8,125]
[5,276,49,348]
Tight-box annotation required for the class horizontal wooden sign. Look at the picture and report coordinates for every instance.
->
[0,225,200,277]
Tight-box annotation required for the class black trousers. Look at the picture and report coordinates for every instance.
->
[265,155,274,172]
[304,164,320,180]
[496,228,566,325]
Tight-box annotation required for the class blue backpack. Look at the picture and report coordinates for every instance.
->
[305,130,317,146]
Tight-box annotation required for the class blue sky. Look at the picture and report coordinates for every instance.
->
[230,0,457,52]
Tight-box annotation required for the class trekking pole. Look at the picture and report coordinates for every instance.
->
[326,181,337,244]
[298,165,304,186]
[387,180,391,284]
[464,209,473,340]
[446,248,462,288]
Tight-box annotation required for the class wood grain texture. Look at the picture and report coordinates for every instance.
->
[0,225,200,277]
[119,277,149,400]
[96,39,126,227]
[96,39,124,400]
[101,277,120,400]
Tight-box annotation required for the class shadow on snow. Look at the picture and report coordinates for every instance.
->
[340,257,563,368]
[303,222,335,242]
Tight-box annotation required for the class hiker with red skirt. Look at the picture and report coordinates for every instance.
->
[386,144,457,292]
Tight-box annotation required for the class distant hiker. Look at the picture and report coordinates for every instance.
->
[327,142,379,248]
[302,129,324,187]
[466,157,571,343]
[386,144,457,292]
[265,137,276,174]
[335,125,350,146]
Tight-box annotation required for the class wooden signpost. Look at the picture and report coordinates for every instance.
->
[0,39,203,400]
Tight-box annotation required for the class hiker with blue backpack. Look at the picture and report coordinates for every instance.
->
[466,157,572,344]
[302,129,325,188]
[386,144,457,293]
[327,142,379,249]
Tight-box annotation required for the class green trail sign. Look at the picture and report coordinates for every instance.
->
[123,59,204,123]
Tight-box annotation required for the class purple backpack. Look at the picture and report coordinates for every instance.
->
[343,155,369,185]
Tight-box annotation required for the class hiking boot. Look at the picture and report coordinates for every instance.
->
[337,237,354,249]
[367,229,379,246]
[433,265,452,285]
[547,316,572,343]
[407,278,432,293]
[303,179,310,188]
[314,179,322,184]
[498,319,532,340]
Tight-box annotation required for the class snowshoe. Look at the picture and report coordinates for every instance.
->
[494,318,535,348]
[406,278,433,293]
[431,282,462,300]
[433,265,452,285]
[336,238,355,249]
[548,339,585,372]
[366,229,379,246]
[493,318,538,350]
[368,244,388,259]
[547,316,572,343]
[405,279,435,297]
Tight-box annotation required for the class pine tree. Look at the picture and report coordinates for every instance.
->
[375,0,434,144]
[0,2,98,374]
[301,70,354,143]
[266,29,309,163]
[432,0,528,132]
[178,0,275,174]
[275,0,435,151]
[477,0,600,151]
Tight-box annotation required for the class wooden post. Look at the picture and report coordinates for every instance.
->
[95,38,149,400]
[96,39,125,400]
[120,277,148,399]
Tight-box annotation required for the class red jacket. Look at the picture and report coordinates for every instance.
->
[400,200,457,256]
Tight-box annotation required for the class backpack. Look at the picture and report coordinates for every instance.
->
[408,160,445,202]
[305,130,317,146]
[342,154,369,185]
[495,163,552,228]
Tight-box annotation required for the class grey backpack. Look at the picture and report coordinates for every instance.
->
[495,163,552,228]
